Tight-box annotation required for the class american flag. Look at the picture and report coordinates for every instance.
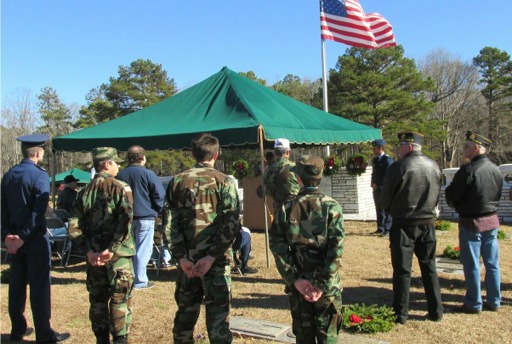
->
[320,0,396,49]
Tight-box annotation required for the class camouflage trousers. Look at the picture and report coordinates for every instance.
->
[287,288,342,344]
[173,263,232,344]
[86,256,134,338]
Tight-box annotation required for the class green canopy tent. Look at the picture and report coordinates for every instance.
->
[52,66,380,151]
[51,168,90,184]
[52,66,382,267]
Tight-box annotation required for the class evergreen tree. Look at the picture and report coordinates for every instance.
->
[473,47,512,162]
[37,86,73,137]
[76,59,177,127]
[327,46,436,145]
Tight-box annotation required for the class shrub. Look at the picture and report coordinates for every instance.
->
[435,220,451,231]
[443,245,460,260]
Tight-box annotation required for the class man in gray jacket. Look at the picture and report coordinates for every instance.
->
[379,132,443,325]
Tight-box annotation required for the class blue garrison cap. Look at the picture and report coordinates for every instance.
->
[372,139,386,147]
[16,134,50,147]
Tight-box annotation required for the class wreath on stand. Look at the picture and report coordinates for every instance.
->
[345,154,368,177]
[323,155,341,177]
[230,159,250,179]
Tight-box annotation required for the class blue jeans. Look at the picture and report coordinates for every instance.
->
[133,219,155,288]
[459,226,501,310]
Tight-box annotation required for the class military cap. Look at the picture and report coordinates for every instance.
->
[397,132,424,145]
[292,155,324,180]
[16,134,50,148]
[64,175,79,184]
[92,147,124,163]
[274,138,290,149]
[465,130,492,148]
[372,139,386,147]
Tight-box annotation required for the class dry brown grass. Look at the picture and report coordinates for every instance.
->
[1,221,512,344]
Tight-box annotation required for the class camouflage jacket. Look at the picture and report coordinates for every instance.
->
[68,172,135,257]
[164,162,240,263]
[263,157,299,207]
[269,188,345,296]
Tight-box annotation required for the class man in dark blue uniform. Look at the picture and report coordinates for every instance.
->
[371,139,394,236]
[1,134,70,343]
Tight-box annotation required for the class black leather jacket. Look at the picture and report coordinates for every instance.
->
[379,151,441,225]
[445,154,503,218]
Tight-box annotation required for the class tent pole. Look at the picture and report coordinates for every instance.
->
[258,126,270,268]
[51,149,56,208]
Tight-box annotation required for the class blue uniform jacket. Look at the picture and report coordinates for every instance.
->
[371,154,394,188]
[1,159,51,254]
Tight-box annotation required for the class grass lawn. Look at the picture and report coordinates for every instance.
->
[1,221,511,343]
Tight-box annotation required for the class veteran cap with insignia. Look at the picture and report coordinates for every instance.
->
[292,155,324,180]
[372,139,386,147]
[274,138,290,149]
[397,132,424,145]
[465,130,492,148]
[16,134,50,148]
[92,147,124,163]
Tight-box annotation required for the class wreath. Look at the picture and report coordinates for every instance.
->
[345,154,368,177]
[443,245,460,260]
[343,303,396,334]
[323,155,341,177]
[230,159,249,179]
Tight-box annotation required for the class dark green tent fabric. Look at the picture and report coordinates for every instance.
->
[51,168,90,184]
[53,67,381,151]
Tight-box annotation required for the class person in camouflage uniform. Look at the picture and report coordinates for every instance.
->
[264,138,299,213]
[164,133,240,344]
[269,155,345,344]
[68,147,135,344]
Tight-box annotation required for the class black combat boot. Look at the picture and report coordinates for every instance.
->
[95,331,110,344]
[113,335,127,344]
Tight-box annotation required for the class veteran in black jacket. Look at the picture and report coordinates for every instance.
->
[379,132,443,325]
[445,131,503,313]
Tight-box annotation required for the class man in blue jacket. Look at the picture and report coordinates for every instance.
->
[370,139,394,237]
[1,134,70,343]
[118,145,165,290]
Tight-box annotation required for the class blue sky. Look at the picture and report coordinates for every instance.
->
[2,0,511,106]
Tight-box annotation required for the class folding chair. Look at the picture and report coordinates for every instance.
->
[151,224,172,277]
[46,217,68,264]
[231,230,243,275]
[53,209,70,222]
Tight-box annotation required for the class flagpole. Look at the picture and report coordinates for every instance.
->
[321,38,330,156]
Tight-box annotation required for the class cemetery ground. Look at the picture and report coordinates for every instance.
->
[1,221,511,344]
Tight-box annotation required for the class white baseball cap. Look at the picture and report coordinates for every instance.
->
[274,138,290,149]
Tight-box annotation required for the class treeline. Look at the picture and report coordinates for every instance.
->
[1,46,511,178]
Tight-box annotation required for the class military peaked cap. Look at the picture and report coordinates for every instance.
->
[16,134,50,148]
[397,132,424,145]
[465,130,492,148]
